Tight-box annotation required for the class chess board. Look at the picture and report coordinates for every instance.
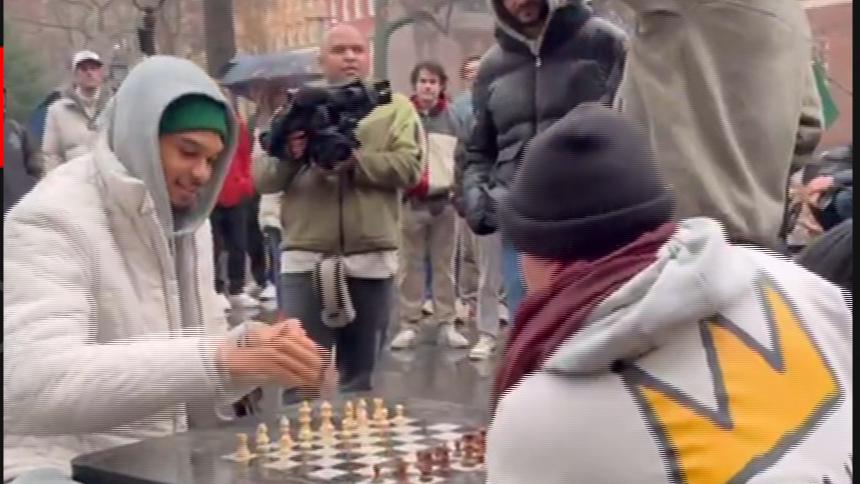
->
[223,415,486,483]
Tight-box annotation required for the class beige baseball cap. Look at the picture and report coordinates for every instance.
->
[72,50,103,69]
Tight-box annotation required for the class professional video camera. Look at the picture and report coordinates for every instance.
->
[263,79,392,170]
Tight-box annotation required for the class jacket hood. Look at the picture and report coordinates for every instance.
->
[99,56,236,240]
[543,218,761,374]
[489,0,587,52]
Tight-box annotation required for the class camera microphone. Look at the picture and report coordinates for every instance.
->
[293,87,331,108]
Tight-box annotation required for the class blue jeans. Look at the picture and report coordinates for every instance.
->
[263,228,283,311]
[501,235,525,324]
[11,469,78,484]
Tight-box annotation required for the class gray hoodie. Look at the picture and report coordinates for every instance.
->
[100,55,237,331]
[488,218,851,483]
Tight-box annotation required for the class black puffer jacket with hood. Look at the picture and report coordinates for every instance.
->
[460,0,626,235]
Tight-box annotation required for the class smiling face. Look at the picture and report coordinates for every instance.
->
[320,24,370,84]
[159,131,224,210]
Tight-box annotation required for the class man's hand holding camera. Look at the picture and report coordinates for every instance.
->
[287,130,358,175]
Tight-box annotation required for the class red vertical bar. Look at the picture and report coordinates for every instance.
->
[1,46,5,168]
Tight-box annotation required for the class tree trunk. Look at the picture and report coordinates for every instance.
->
[203,0,237,78]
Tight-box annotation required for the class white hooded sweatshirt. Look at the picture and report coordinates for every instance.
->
[488,218,852,483]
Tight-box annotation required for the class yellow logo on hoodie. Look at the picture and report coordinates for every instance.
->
[624,278,841,483]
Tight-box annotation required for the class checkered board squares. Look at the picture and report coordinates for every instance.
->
[225,417,485,483]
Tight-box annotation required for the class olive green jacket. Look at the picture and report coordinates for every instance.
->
[253,92,422,255]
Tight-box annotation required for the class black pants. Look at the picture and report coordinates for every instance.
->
[210,203,248,295]
[246,194,267,287]
[281,272,392,393]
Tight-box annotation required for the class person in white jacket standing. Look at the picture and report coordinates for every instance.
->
[3,56,330,484]
[488,104,851,483]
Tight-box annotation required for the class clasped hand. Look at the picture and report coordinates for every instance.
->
[217,319,337,395]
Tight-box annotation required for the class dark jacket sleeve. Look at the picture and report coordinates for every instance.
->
[593,19,628,106]
[461,66,501,235]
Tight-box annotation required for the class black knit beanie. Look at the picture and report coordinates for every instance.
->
[499,103,675,261]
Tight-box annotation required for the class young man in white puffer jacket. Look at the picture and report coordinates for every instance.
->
[3,56,332,483]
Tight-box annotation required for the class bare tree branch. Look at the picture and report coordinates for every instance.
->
[9,16,85,33]
[54,0,92,9]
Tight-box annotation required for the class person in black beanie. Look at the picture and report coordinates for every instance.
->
[486,103,852,483]
[499,102,674,262]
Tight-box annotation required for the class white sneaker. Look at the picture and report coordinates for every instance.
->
[390,328,418,350]
[499,303,510,324]
[245,281,263,298]
[216,293,232,312]
[438,323,470,349]
[455,299,472,323]
[229,293,260,309]
[422,300,435,316]
[258,282,277,300]
[469,334,497,360]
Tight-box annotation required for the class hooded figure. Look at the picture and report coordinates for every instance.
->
[487,104,852,483]
[459,0,627,318]
[3,56,280,481]
[613,0,823,250]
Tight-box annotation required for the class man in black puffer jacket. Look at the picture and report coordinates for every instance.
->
[460,0,626,316]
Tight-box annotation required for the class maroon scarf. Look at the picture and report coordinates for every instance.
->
[410,94,448,115]
[492,223,677,412]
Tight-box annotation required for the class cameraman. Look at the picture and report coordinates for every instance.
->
[253,24,422,392]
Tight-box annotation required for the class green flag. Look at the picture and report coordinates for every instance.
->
[813,60,840,128]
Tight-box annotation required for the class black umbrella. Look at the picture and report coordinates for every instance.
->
[221,48,322,97]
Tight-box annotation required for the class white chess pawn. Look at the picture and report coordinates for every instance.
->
[236,433,252,461]
[356,399,369,430]
[372,398,385,422]
[256,423,270,449]
[394,404,407,426]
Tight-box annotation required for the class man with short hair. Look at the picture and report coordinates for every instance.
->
[41,50,111,173]
[254,24,422,391]
[4,56,329,483]
[390,61,470,350]
[461,0,626,318]
[487,104,852,483]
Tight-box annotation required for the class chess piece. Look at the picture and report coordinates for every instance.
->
[434,445,451,473]
[376,406,390,432]
[319,401,335,442]
[278,415,290,432]
[417,450,434,482]
[372,464,382,482]
[298,402,313,450]
[454,439,462,457]
[356,399,369,430]
[340,415,354,442]
[393,404,407,426]
[279,431,293,456]
[235,433,252,461]
[394,458,409,482]
[372,397,386,422]
[344,400,355,421]
[255,423,270,450]
[461,434,477,467]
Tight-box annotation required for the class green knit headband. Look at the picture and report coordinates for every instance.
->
[159,94,229,140]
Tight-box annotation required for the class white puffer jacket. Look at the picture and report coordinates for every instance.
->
[3,56,255,481]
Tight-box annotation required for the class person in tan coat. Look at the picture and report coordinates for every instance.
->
[614,0,823,250]
[41,51,111,173]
